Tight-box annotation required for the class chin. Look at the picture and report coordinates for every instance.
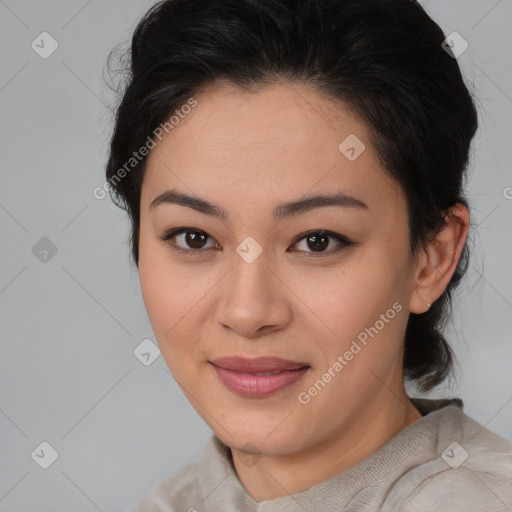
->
[211,416,311,457]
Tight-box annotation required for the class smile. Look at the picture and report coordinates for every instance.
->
[209,357,311,397]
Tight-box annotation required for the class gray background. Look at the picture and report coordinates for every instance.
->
[1,0,511,510]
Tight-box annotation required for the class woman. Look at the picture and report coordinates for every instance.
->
[105,0,512,510]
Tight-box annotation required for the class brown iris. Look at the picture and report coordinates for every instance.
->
[306,233,329,252]
[185,230,208,249]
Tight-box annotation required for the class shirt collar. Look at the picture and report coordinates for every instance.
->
[197,397,463,511]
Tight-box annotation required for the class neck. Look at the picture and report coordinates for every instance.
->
[231,387,423,502]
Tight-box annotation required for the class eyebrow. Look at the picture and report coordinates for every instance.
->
[149,188,368,220]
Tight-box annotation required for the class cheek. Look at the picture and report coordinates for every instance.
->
[287,251,409,377]
[139,233,188,338]
[139,260,199,380]
[290,258,396,328]
[138,234,216,363]
[139,259,201,336]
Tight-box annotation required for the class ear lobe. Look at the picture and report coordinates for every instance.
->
[409,203,469,314]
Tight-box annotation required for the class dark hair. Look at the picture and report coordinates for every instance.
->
[105,0,478,392]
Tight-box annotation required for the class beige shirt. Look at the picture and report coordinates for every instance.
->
[127,398,512,511]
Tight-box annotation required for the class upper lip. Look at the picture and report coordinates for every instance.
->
[210,356,310,373]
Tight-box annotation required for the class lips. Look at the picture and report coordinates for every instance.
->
[210,356,309,373]
[209,356,311,397]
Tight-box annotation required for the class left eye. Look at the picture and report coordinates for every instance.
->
[291,230,350,254]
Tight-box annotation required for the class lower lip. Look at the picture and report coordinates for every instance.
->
[211,364,310,397]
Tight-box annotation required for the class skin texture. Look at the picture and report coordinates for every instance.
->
[138,81,469,501]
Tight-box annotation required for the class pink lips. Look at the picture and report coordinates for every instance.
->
[210,356,310,397]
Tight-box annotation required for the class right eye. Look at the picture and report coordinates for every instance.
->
[159,228,221,255]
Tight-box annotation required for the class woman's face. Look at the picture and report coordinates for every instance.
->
[138,81,419,456]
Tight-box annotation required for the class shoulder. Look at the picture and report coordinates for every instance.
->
[125,434,236,512]
[126,459,202,512]
[401,463,512,511]
[382,406,512,511]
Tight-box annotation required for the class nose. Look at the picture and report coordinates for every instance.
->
[213,251,292,339]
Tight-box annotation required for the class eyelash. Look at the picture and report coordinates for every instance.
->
[159,228,352,257]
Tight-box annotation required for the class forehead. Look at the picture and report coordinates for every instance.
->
[142,81,405,222]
